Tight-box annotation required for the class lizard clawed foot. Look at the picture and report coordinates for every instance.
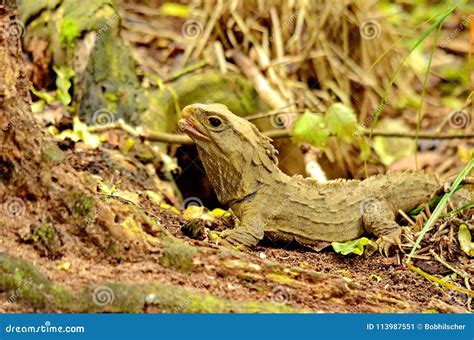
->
[220,228,259,247]
[375,229,402,257]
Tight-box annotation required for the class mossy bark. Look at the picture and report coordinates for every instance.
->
[20,0,141,123]
[19,0,269,134]
[0,253,302,313]
[142,71,270,134]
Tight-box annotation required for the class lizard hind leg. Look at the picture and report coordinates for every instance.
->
[221,211,265,247]
[361,199,402,257]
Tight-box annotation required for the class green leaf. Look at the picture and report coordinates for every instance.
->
[53,66,75,106]
[56,262,71,271]
[31,100,46,113]
[209,208,231,218]
[292,111,330,147]
[160,3,189,17]
[60,18,81,45]
[30,86,56,104]
[458,224,474,257]
[160,203,180,214]
[56,116,101,148]
[325,103,358,143]
[121,137,135,154]
[98,181,116,195]
[332,237,371,256]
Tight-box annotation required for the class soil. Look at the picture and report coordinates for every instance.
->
[1,138,471,313]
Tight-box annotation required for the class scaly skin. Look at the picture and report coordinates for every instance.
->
[178,103,441,255]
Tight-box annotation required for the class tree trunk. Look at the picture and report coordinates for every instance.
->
[0,0,44,208]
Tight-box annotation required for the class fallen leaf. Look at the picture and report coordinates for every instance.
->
[332,237,371,256]
[458,224,474,257]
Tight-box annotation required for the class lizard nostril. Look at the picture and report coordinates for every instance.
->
[182,105,197,118]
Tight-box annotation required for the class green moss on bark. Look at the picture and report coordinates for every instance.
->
[70,191,95,223]
[0,254,303,313]
[0,254,74,310]
[160,238,197,272]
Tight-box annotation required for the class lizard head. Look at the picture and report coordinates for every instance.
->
[178,103,279,203]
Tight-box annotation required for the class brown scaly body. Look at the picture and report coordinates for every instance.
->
[178,103,442,255]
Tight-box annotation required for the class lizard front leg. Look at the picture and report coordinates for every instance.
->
[221,208,265,247]
[361,198,402,256]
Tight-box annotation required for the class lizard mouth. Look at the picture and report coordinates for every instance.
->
[178,118,210,141]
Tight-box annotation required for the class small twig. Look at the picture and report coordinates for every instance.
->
[398,209,416,226]
[231,50,289,111]
[429,250,472,310]
[407,254,431,260]
[164,60,208,83]
[465,277,472,311]
[401,232,416,245]
[423,203,432,219]
[406,262,474,296]
[412,245,430,256]
[89,122,474,146]
[429,250,470,279]
[432,221,449,239]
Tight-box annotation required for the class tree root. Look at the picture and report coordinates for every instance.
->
[0,253,303,313]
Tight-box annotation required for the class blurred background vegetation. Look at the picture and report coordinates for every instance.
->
[17,0,473,184]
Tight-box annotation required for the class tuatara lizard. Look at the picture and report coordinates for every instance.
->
[178,103,453,255]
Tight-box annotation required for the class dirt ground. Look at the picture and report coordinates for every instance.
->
[1,142,471,314]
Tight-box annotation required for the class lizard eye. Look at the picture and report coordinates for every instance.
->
[207,116,223,128]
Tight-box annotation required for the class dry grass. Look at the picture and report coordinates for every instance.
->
[177,0,417,118]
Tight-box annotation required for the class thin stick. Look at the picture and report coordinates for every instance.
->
[264,129,474,140]
[231,50,288,110]
[90,122,474,145]
[406,263,474,296]
[465,277,472,311]
[429,250,470,279]
[398,209,416,226]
